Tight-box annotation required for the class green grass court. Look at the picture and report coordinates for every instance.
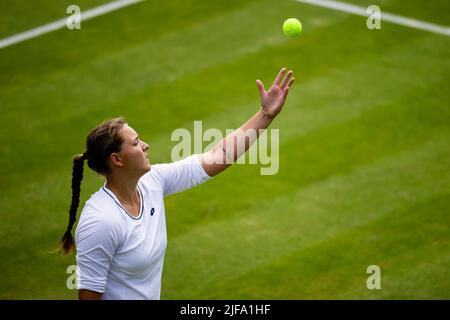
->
[0,0,449,299]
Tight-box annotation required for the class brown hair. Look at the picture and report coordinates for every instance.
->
[59,117,127,254]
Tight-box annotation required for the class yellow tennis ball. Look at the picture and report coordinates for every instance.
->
[283,18,302,37]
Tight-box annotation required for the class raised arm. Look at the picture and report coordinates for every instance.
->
[200,67,295,177]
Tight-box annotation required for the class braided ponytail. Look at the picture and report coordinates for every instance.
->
[59,152,86,254]
[58,117,127,255]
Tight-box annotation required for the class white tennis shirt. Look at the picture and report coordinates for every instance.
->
[75,154,211,300]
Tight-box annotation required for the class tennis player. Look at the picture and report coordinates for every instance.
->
[60,67,295,300]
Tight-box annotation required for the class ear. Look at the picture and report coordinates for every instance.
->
[109,153,124,168]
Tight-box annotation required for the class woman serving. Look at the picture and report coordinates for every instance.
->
[60,67,295,300]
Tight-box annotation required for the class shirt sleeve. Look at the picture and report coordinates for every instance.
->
[75,209,121,293]
[151,154,212,197]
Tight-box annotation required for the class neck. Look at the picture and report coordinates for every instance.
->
[106,173,140,205]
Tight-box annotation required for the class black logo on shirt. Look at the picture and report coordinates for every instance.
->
[150,208,155,216]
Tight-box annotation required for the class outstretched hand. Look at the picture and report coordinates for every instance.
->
[256,67,295,118]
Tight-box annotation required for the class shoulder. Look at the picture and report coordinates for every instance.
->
[140,166,164,190]
[140,157,198,190]
[144,155,205,179]
[75,188,124,242]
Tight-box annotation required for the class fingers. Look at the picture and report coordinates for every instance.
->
[283,77,295,97]
[256,79,266,95]
[272,67,287,87]
[281,70,293,89]
[285,77,295,91]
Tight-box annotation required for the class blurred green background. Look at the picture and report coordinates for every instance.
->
[0,0,449,299]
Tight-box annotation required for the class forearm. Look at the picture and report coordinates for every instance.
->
[222,109,274,161]
[200,109,275,176]
[199,67,294,177]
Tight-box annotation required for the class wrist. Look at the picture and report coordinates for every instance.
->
[259,108,276,121]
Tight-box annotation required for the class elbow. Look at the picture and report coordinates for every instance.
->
[199,148,230,177]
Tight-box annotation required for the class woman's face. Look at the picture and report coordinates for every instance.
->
[111,124,151,175]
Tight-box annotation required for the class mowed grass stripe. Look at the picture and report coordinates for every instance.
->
[0,0,146,50]
[1,134,450,298]
[0,0,348,189]
[0,26,444,239]
[0,1,448,299]
[162,34,450,235]
[0,0,260,87]
[0,9,434,192]
[199,192,450,299]
[0,0,112,37]
[2,62,448,249]
[3,9,358,232]
[295,0,450,37]
[162,136,450,298]
[0,0,342,124]
[341,0,450,27]
[0,27,447,240]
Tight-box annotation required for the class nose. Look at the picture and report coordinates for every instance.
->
[143,142,149,152]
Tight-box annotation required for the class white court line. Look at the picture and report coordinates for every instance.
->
[295,0,450,37]
[0,0,144,50]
